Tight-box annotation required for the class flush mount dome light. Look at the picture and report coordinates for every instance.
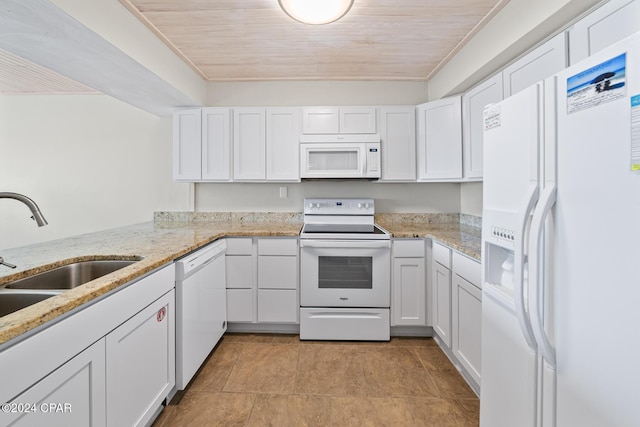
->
[278,0,354,25]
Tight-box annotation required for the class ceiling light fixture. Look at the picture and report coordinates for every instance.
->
[278,0,354,25]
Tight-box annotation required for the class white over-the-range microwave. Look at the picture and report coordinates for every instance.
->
[300,134,381,179]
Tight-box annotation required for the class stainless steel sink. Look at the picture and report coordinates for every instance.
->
[4,259,141,291]
[0,290,61,317]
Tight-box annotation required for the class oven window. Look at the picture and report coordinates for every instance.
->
[318,256,372,289]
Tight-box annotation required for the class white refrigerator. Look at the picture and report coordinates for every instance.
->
[481,32,640,427]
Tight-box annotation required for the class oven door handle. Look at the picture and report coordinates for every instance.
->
[299,240,391,249]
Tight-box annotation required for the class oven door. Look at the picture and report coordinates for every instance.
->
[300,239,391,307]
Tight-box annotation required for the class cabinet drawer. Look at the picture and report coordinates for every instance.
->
[432,241,451,268]
[257,290,298,323]
[227,289,253,322]
[453,252,481,288]
[226,238,253,255]
[258,238,298,256]
[393,239,425,258]
[226,255,253,289]
[258,256,298,289]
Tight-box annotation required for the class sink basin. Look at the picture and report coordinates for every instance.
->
[4,259,140,291]
[0,291,61,317]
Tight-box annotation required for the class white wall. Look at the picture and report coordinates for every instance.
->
[0,95,191,251]
[196,182,460,214]
[207,81,429,106]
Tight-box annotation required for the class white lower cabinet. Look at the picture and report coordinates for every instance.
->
[451,252,482,389]
[226,238,255,322]
[431,241,452,347]
[391,239,426,326]
[0,265,176,427]
[432,260,452,347]
[105,290,175,427]
[3,339,106,427]
[226,237,299,324]
[430,241,482,394]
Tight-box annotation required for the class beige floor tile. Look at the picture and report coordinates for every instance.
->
[431,369,477,399]
[295,344,367,396]
[246,394,332,427]
[331,396,469,427]
[223,333,277,343]
[454,398,480,426]
[161,391,255,427]
[188,342,243,392]
[154,334,479,426]
[359,346,441,398]
[389,336,438,347]
[223,343,299,394]
[415,346,457,371]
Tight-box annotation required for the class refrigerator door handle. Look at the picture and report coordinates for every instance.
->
[514,181,539,351]
[528,184,557,368]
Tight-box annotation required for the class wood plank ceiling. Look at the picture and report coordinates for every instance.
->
[119,0,508,81]
[0,48,99,95]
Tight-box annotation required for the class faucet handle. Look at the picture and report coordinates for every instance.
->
[0,257,17,269]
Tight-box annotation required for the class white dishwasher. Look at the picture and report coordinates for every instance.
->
[175,239,227,390]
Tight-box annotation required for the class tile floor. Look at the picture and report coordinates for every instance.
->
[153,334,479,426]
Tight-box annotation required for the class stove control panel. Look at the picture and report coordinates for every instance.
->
[304,198,375,215]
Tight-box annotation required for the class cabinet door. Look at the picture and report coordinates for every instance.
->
[173,109,202,181]
[462,73,503,179]
[452,274,482,386]
[106,290,175,427]
[226,255,253,289]
[569,0,640,65]
[432,261,452,348]
[392,257,426,326]
[339,107,377,133]
[202,108,231,181]
[302,107,339,134]
[258,255,298,289]
[379,107,416,181]
[227,289,254,322]
[417,96,463,180]
[266,107,301,181]
[2,339,106,427]
[234,108,266,180]
[257,289,298,323]
[503,32,567,97]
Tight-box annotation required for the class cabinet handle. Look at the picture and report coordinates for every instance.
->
[156,307,166,322]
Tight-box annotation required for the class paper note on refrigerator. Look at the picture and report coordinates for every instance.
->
[631,94,640,171]
[567,53,627,114]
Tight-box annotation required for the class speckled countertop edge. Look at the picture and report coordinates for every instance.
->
[0,217,302,347]
[0,212,481,347]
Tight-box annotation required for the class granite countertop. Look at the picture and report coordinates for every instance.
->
[0,215,302,347]
[0,211,481,347]
[376,213,482,260]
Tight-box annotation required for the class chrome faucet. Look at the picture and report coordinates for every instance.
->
[1,192,49,269]
[0,192,48,227]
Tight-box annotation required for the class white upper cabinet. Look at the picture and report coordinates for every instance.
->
[302,107,376,134]
[503,32,567,97]
[417,96,463,180]
[266,108,301,181]
[202,108,232,181]
[234,108,266,181]
[173,109,202,181]
[379,106,417,181]
[173,108,232,182]
[568,0,640,65]
[462,73,503,180]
